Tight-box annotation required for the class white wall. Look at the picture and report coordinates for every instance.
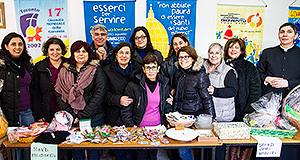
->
[0,0,298,58]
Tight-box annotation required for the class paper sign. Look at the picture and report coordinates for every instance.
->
[79,119,92,132]
[31,142,57,160]
[253,135,282,157]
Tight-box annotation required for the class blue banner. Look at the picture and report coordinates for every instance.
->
[14,0,69,63]
[288,6,300,47]
[83,0,135,47]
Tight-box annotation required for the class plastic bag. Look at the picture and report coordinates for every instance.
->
[0,79,7,139]
[0,108,8,139]
[46,111,73,132]
[282,85,300,130]
[244,92,296,130]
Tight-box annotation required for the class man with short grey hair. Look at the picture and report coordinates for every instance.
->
[91,24,114,67]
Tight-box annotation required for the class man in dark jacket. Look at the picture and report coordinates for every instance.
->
[90,24,114,67]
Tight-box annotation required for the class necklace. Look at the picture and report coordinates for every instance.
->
[10,59,21,69]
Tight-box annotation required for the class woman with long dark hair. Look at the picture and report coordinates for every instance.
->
[0,32,35,160]
[129,26,163,65]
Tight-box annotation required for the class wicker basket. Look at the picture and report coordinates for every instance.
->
[18,135,39,143]
[282,84,300,131]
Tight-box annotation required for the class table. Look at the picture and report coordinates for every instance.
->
[3,135,222,160]
[222,131,300,160]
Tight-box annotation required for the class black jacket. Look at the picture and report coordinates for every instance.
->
[91,40,114,67]
[121,73,172,127]
[0,52,33,126]
[173,57,215,117]
[257,45,300,98]
[161,56,176,89]
[227,57,261,121]
[132,50,164,66]
[103,61,142,126]
[32,57,65,122]
[55,60,107,123]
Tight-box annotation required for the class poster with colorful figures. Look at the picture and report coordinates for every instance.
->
[146,0,196,59]
[288,6,300,47]
[216,4,265,65]
[83,0,135,47]
[14,0,69,64]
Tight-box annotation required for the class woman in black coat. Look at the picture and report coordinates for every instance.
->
[161,33,190,88]
[173,46,215,160]
[32,38,67,123]
[224,38,261,121]
[103,42,141,126]
[0,32,34,127]
[224,38,261,160]
[121,55,172,160]
[173,46,215,117]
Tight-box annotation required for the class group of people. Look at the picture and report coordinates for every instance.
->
[0,22,300,160]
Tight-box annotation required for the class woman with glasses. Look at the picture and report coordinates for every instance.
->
[161,33,190,88]
[103,42,141,160]
[129,26,163,65]
[121,55,172,160]
[173,46,215,160]
[55,40,107,160]
[203,43,238,122]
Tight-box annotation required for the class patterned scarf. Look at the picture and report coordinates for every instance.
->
[55,64,97,114]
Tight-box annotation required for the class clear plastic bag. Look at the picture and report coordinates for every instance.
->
[244,92,296,130]
[282,85,300,130]
[46,111,74,132]
[0,107,8,139]
[0,79,7,139]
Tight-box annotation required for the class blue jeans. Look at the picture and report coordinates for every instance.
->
[19,108,35,127]
[17,109,35,160]
[115,149,133,160]
[178,148,193,160]
[72,119,104,160]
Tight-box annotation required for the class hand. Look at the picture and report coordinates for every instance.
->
[207,86,214,95]
[170,89,175,96]
[38,118,45,122]
[120,96,133,106]
[270,78,289,88]
[96,47,107,60]
[74,118,79,124]
[265,76,281,84]
[166,95,173,105]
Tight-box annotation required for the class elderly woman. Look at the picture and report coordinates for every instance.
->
[129,26,163,65]
[203,43,238,122]
[173,46,215,160]
[55,40,107,160]
[32,38,67,123]
[0,32,35,160]
[103,42,141,160]
[224,38,261,160]
[121,55,172,160]
[161,33,190,88]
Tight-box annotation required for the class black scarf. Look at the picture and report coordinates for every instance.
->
[8,55,26,78]
[115,61,134,77]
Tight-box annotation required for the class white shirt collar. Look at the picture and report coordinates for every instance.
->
[280,44,294,52]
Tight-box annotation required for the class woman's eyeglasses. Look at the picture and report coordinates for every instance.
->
[135,36,147,41]
[178,56,191,61]
[144,66,157,72]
